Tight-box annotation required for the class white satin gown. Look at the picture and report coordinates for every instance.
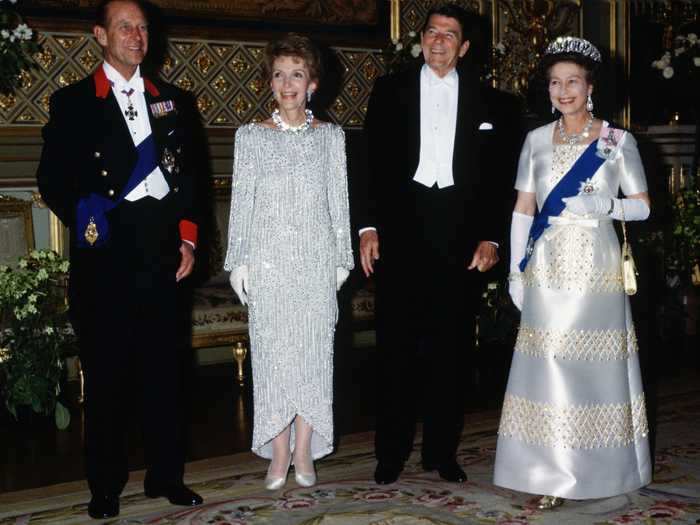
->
[493,121,652,499]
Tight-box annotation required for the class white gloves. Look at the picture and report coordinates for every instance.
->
[229,265,249,305]
[336,267,350,291]
[509,211,534,311]
[562,195,650,221]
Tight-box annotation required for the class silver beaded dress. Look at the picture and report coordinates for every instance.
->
[493,121,652,499]
[224,122,354,460]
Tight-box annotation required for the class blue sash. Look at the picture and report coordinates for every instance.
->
[519,140,604,271]
[76,135,158,247]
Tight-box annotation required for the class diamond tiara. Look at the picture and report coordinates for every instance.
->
[544,36,602,63]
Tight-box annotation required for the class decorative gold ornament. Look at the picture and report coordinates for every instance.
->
[232,341,248,385]
[494,0,580,97]
[84,217,99,246]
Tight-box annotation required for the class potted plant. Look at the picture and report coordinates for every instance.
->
[0,0,40,95]
[0,250,76,429]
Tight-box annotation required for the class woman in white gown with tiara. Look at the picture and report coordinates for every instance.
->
[494,37,652,509]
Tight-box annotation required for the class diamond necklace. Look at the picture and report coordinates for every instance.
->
[271,108,313,132]
[558,113,594,146]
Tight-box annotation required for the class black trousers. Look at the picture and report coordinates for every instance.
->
[69,196,184,497]
[374,183,480,467]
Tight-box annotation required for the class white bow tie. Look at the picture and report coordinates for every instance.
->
[115,76,144,94]
[429,73,457,88]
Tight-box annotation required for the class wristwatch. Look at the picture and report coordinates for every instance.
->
[606,198,615,215]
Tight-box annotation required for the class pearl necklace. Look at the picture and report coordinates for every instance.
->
[272,108,313,133]
[558,113,594,146]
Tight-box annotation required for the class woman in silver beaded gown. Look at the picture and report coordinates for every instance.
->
[224,34,353,490]
[494,37,652,508]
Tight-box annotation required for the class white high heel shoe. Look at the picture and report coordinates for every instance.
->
[264,456,291,491]
[293,459,317,487]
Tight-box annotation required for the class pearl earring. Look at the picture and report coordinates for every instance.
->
[586,94,594,112]
[307,90,312,103]
[551,104,556,115]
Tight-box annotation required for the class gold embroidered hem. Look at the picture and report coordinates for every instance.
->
[515,325,638,361]
[522,263,623,293]
[498,392,649,449]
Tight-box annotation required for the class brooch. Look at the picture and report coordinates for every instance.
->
[579,177,598,195]
[596,124,625,160]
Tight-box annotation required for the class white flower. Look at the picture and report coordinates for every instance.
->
[663,66,674,79]
[37,268,49,281]
[391,37,399,45]
[44,326,55,335]
[688,33,698,44]
[495,42,506,54]
[674,47,686,56]
[410,43,422,58]
[694,57,700,67]
[487,282,498,290]
[1,30,10,40]
[13,24,33,41]
[408,31,416,38]
[395,43,403,51]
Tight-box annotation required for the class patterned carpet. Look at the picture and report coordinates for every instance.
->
[1,389,699,524]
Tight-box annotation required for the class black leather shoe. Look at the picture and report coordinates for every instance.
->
[374,462,403,485]
[144,483,203,506]
[88,494,119,519]
[423,460,467,483]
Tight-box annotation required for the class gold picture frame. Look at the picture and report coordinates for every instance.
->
[0,194,35,267]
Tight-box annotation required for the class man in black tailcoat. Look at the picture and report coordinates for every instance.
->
[36,0,202,518]
[359,3,508,485]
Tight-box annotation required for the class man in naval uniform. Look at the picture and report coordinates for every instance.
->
[36,0,203,518]
[358,3,503,485]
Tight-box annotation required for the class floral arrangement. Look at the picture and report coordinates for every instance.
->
[0,250,76,429]
[0,0,40,95]
[640,183,700,288]
[651,33,700,80]
[385,31,423,74]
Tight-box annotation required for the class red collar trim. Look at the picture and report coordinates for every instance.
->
[93,66,110,99]
[144,78,160,97]
[93,65,161,98]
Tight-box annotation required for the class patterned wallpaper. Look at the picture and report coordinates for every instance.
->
[399,0,485,33]
[0,32,385,129]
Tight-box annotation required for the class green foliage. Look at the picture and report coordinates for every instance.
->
[640,184,700,287]
[0,250,76,429]
[0,1,41,95]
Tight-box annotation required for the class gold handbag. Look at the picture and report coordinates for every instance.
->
[620,206,638,295]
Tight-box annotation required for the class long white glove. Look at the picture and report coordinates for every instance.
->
[229,265,249,305]
[336,267,350,291]
[562,195,650,221]
[509,211,534,311]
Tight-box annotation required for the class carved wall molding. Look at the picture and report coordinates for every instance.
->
[0,32,385,129]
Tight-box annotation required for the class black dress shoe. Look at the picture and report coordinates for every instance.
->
[423,460,467,483]
[144,483,203,506]
[88,494,119,519]
[374,462,403,485]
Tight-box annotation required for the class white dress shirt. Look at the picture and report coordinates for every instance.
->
[102,61,169,202]
[413,64,459,189]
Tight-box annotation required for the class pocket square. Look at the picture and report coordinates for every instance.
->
[478,122,493,130]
